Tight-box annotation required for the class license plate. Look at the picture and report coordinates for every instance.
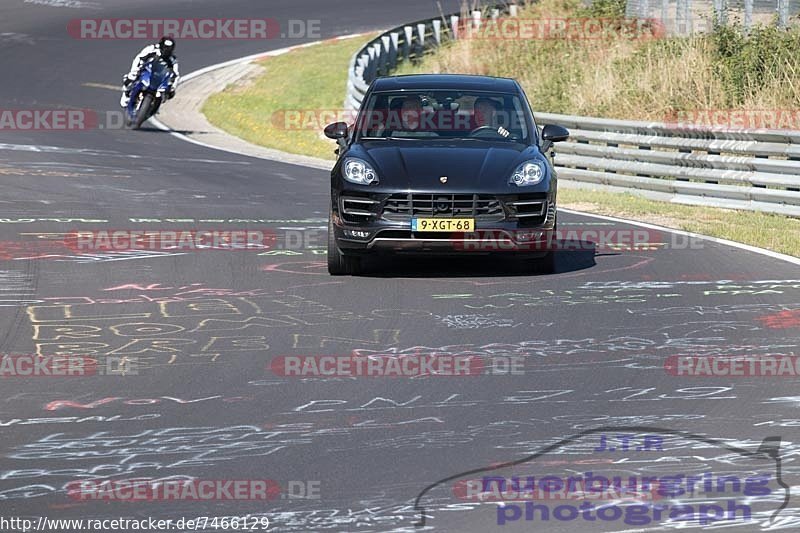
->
[411,218,475,232]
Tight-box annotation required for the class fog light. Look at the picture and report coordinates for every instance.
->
[345,230,370,239]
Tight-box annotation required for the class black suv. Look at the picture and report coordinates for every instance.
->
[324,74,569,275]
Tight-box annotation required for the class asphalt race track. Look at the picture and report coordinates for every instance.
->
[0,1,799,532]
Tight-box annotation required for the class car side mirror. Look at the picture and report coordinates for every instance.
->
[541,124,569,143]
[324,121,348,140]
[325,121,350,154]
[540,124,569,153]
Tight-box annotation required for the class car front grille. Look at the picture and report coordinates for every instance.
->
[382,193,504,221]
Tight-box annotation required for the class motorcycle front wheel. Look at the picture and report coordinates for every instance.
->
[131,93,153,130]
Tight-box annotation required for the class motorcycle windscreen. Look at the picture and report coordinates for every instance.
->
[148,60,171,90]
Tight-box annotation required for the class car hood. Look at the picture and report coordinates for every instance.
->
[355,140,541,192]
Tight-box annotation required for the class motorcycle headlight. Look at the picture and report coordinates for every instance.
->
[343,158,378,185]
[509,160,547,186]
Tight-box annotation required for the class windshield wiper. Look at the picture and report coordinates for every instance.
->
[459,136,519,142]
[360,136,423,141]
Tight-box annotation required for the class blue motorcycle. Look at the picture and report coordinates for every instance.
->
[126,58,174,129]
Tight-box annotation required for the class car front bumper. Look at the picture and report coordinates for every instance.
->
[333,191,557,256]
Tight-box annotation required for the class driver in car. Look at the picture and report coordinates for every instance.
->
[473,97,510,138]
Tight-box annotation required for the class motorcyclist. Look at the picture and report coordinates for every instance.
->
[119,36,180,108]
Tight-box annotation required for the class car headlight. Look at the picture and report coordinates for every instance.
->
[509,160,546,186]
[343,158,378,185]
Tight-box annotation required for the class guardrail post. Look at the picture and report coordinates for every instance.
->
[744,0,753,31]
[381,34,391,57]
[356,55,368,83]
[432,19,442,46]
[491,8,500,20]
[472,10,482,29]
[403,25,413,61]
[509,4,518,16]
[450,15,460,40]
[777,0,789,28]
[353,70,365,100]
[712,0,728,25]
[380,36,392,74]
[675,0,690,35]
[388,31,400,66]
[414,23,426,63]
[372,42,386,76]
[366,46,377,81]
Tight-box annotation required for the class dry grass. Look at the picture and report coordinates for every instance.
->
[404,0,800,121]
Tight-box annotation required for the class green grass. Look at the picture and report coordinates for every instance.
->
[560,188,800,257]
[203,35,374,160]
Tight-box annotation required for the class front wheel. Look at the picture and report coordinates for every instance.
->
[327,214,361,275]
[131,93,154,130]
[535,214,558,274]
[534,250,557,274]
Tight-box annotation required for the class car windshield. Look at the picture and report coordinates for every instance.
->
[357,90,531,142]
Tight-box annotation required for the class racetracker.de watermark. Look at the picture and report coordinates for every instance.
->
[0,109,99,131]
[664,109,800,130]
[67,18,320,39]
[273,108,527,131]
[66,479,283,501]
[453,228,704,252]
[270,353,525,377]
[665,355,800,377]
[457,17,665,40]
[0,355,139,377]
[64,229,276,252]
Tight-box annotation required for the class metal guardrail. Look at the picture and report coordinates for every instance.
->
[626,0,800,35]
[344,5,800,216]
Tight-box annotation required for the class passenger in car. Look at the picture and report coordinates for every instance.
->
[400,96,423,130]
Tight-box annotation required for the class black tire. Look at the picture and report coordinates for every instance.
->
[131,93,153,130]
[536,213,558,274]
[327,215,361,275]
[519,215,557,274]
[534,250,557,274]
